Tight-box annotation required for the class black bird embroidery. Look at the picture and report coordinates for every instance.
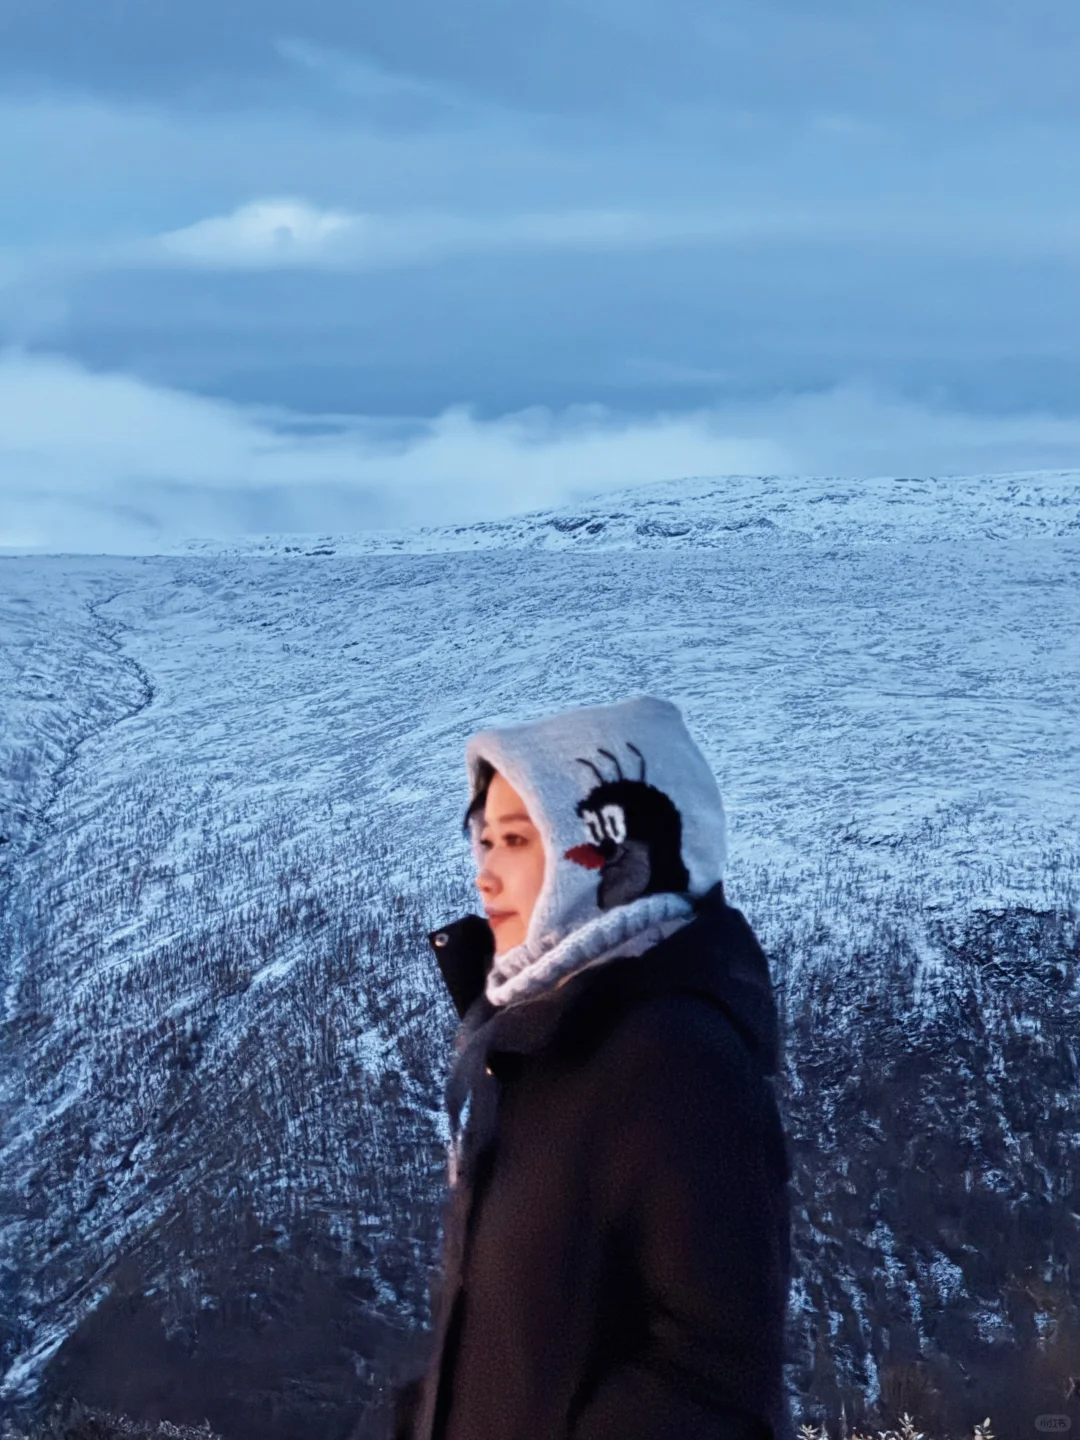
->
[563,743,690,910]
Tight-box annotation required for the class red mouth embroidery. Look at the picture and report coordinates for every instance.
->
[563,843,605,870]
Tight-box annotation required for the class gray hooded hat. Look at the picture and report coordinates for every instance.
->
[465,695,727,1007]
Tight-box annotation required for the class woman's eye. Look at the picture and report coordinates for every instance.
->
[505,833,526,846]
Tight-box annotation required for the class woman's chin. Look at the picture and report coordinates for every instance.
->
[493,925,525,955]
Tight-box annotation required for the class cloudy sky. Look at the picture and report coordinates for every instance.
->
[2,0,1079,551]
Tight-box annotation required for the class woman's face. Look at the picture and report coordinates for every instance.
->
[475,770,545,954]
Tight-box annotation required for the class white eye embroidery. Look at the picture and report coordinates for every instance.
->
[583,810,604,845]
[601,804,627,843]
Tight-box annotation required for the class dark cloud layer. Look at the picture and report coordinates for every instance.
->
[4,0,1080,122]
[36,232,1080,418]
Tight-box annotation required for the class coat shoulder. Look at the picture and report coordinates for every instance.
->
[593,984,762,1075]
[566,985,769,1134]
[560,986,788,1244]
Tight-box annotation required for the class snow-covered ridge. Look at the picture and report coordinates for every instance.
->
[166,470,1080,557]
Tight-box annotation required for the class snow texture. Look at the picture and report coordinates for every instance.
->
[0,469,1078,1413]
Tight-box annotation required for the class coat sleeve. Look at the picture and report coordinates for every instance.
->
[569,993,790,1440]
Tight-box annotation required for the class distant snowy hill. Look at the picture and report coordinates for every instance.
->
[165,469,1080,555]
[1,470,1078,1440]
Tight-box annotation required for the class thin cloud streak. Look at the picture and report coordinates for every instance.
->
[6,194,1077,294]
[150,198,828,270]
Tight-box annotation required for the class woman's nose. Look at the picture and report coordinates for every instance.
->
[476,867,500,895]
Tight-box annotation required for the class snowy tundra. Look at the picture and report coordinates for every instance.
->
[0,470,1078,1439]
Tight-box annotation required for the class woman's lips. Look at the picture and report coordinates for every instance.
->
[486,911,515,927]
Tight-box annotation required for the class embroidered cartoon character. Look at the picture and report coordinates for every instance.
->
[563,743,690,909]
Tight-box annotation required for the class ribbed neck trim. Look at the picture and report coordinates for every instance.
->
[485,890,695,1008]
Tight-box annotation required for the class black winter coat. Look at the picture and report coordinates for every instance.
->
[391,882,793,1440]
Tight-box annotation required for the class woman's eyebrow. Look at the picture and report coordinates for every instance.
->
[482,811,534,826]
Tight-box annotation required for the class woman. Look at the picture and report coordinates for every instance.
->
[390,695,793,1440]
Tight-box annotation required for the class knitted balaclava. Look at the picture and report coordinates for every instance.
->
[465,695,727,1007]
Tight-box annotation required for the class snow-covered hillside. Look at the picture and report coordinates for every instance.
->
[164,469,1080,556]
[1,470,1078,1439]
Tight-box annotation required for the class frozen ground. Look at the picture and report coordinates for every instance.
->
[0,468,1078,1420]
[5,471,1076,929]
